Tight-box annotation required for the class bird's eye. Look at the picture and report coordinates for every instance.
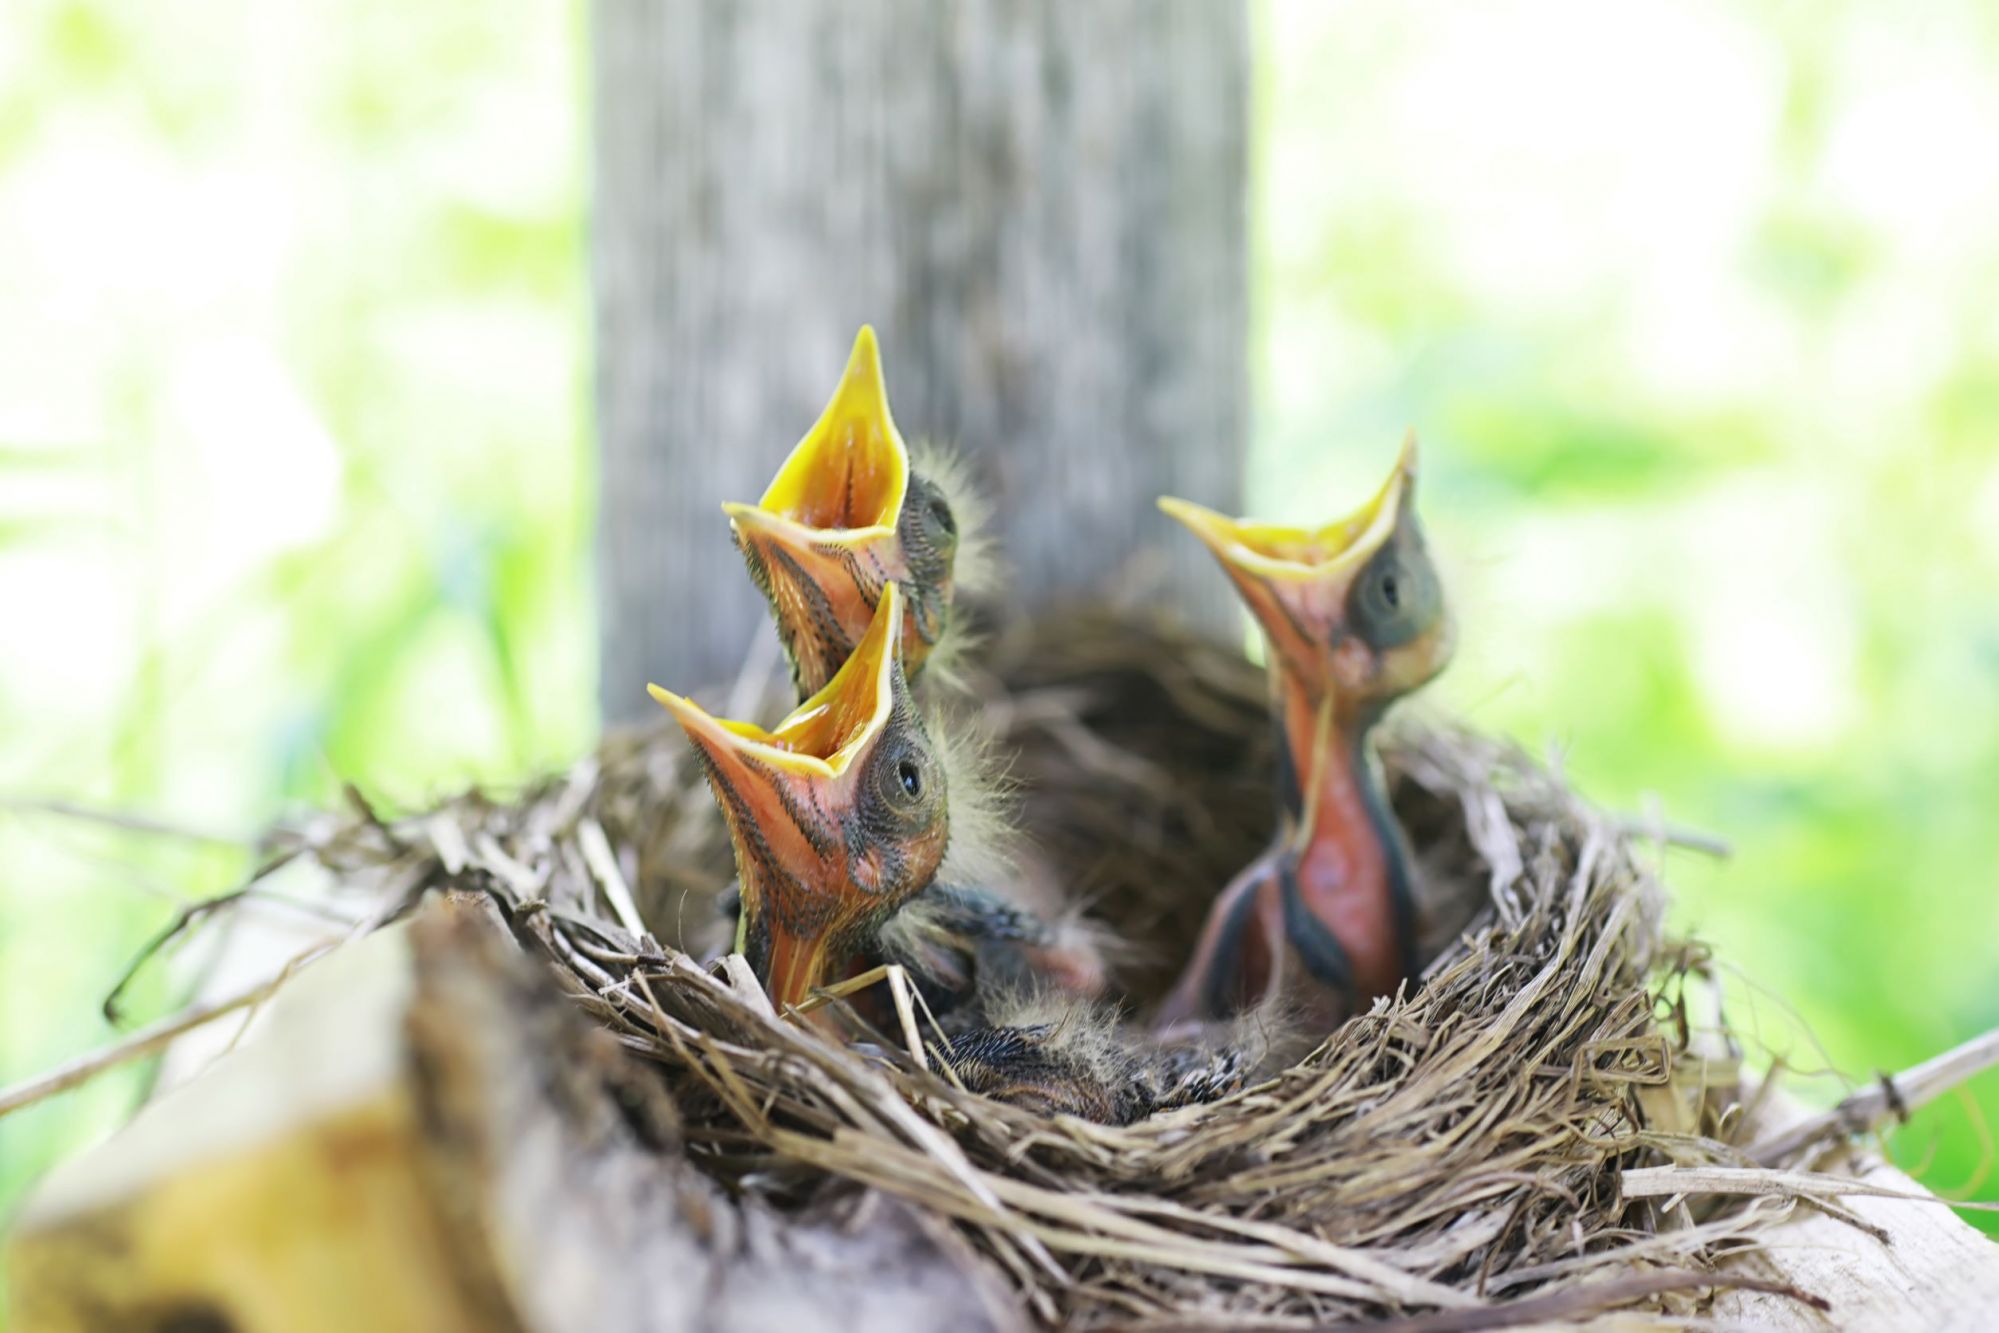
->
[927,494,957,537]
[1348,532,1439,651]
[897,759,923,797]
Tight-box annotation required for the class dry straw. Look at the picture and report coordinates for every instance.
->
[21,609,1990,1327]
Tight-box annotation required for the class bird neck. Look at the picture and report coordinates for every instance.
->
[733,859,867,1021]
[1266,668,1417,1002]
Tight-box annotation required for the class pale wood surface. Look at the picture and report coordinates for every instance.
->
[7,906,1023,1333]
[592,0,1249,710]
[1709,1156,1999,1332]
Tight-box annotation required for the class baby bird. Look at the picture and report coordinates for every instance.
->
[937,996,1271,1125]
[1154,433,1454,1031]
[721,325,1101,1011]
[870,879,1108,1022]
[725,325,988,700]
[651,586,948,1017]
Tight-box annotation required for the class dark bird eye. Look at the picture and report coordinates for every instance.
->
[1348,531,1440,651]
[897,759,923,797]
[927,494,957,536]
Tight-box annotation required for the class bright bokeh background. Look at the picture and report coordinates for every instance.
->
[0,0,593,1275]
[1257,0,1999,1225]
[2,0,1995,1298]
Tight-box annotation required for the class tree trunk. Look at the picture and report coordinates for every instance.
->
[593,0,1249,716]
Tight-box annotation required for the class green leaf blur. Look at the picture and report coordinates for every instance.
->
[1255,0,1999,1232]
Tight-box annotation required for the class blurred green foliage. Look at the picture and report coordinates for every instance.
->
[1256,0,1999,1230]
[1,2,1995,1315]
[0,0,591,1296]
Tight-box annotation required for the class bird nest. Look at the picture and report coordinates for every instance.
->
[284,607,1812,1329]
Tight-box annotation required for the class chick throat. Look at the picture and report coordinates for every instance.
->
[1266,657,1420,1006]
[694,744,920,1012]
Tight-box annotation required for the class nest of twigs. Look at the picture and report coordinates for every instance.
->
[284,608,1812,1328]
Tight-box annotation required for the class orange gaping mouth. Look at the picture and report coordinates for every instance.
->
[755,325,910,534]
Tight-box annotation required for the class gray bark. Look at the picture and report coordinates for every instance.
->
[594,0,1250,717]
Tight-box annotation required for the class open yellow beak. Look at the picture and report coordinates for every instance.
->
[649,588,908,1011]
[1158,432,1417,586]
[741,324,909,536]
[1158,433,1422,682]
[649,583,901,782]
[725,325,918,698]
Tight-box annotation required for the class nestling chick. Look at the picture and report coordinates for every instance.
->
[692,724,1108,1019]
[651,586,948,1018]
[725,325,992,700]
[935,993,1285,1125]
[719,328,1099,1013]
[870,879,1110,1021]
[1155,433,1454,1031]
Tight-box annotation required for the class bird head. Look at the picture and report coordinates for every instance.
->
[725,326,965,699]
[650,585,951,1013]
[1158,432,1453,721]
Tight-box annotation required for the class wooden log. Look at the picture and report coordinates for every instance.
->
[592,0,1250,709]
[6,902,1022,1333]
[1707,1155,1999,1333]
[1630,1056,1999,1331]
